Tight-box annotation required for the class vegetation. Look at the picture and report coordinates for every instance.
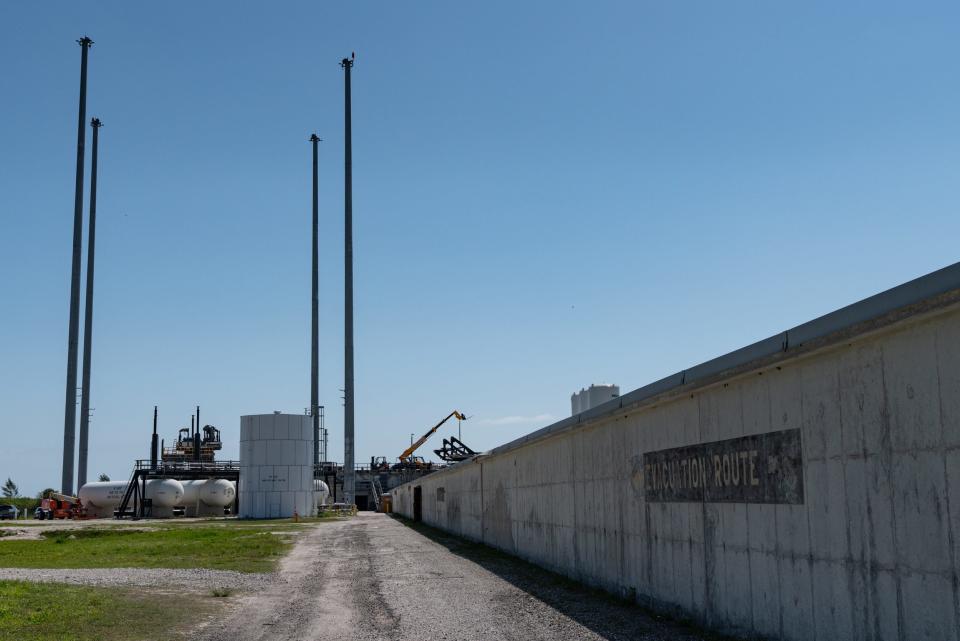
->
[97,474,110,482]
[3,497,40,514]
[1,478,18,498]
[0,523,297,573]
[0,580,213,641]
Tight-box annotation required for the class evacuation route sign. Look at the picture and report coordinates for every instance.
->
[642,428,804,504]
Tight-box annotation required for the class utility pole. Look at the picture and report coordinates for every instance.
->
[62,36,93,496]
[341,53,355,506]
[77,117,102,491]
[310,133,321,469]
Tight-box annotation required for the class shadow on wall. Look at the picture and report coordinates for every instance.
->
[390,515,736,641]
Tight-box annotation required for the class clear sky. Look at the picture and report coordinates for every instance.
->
[2,2,959,496]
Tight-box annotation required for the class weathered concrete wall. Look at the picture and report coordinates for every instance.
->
[394,274,960,641]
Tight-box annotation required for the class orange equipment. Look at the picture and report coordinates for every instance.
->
[39,493,88,519]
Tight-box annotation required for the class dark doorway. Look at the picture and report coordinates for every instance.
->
[413,486,422,522]
[356,495,369,511]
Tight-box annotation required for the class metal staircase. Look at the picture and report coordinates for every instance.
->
[115,467,147,519]
[370,477,384,512]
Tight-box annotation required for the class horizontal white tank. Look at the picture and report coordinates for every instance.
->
[179,479,237,508]
[314,479,330,509]
[79,479,185,508]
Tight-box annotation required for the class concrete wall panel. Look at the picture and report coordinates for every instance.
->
[393,297,960,640]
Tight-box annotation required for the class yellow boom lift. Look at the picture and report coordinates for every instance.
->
[397,410,467,468]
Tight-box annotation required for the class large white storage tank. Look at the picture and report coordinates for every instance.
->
[239,413,314,519]
[570,383,620,416]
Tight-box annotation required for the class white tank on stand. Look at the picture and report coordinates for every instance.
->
[239,413,314,519]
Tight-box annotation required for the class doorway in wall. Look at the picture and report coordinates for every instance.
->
[413,486,422,522]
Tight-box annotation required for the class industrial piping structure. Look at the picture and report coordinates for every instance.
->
[341,53,356,506]
[113,406,237,519]
[77,116,102,490]
[61,36,93,496]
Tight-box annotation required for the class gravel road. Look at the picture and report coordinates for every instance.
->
[0,567,273,592]
[198,512,716,641]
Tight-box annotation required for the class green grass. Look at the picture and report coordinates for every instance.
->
[0,580,211,641]
[0,524,295,573]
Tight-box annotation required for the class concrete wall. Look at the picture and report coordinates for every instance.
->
[394,274,960,640]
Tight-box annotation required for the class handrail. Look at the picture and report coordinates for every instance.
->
[133,459,239,471]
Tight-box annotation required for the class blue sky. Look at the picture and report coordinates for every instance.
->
[2,2,959,495]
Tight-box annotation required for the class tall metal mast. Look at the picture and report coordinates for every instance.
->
[77,117,102,491]
[62,36,93,496]
[310,133,321,468]
[150,406,159,471]
[340,54,355,505]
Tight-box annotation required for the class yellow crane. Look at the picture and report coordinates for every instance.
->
[398,410,467,467]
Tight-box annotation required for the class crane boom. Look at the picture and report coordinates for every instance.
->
[399,410,467,463]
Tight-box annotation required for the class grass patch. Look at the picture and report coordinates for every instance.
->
[41,529,143,542]
[0,580,212,641]
[0,525,293,573]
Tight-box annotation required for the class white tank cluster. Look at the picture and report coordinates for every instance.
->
[570,383,620,416]
[239,413,315,519]
[78,478,236,518]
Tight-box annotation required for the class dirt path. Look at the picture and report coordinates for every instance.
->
[198,512,715,641]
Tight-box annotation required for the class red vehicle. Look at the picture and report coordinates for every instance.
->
[36,494,87,520]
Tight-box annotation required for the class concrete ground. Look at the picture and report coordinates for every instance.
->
[198,512,717,641]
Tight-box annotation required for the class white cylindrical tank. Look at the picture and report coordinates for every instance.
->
[587,383,619,409]
[314,480,330,509]
[198,478,236,507]
[571,383,620,415]
[79,479,185,508]
[180,480,200,506]
[179,479,237,507]
[147,479,185,507]
[79,481,127,507]
[239,413,314,519]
